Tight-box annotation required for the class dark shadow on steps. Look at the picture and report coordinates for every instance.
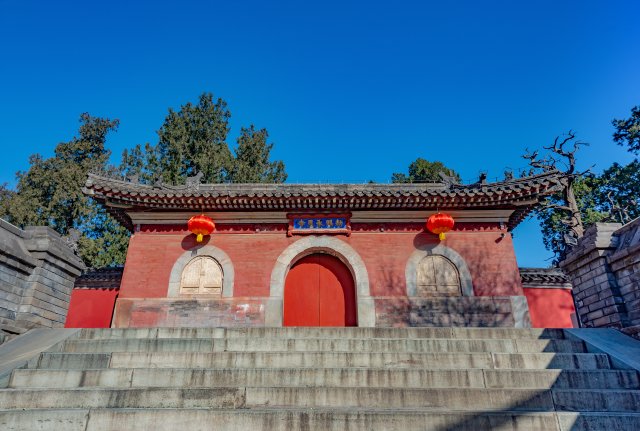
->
[423,340,640,431]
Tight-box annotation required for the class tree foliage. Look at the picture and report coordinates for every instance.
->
[592,160,640,223]
[0,183,15,219]
[531,113,640,262]
[537,161,640,261]
[612,105,640,155]
[0,113,130,268]
[119,142,160,184]
[76,206,130,268]
[156,93,233,184]
[535,173,606,260]
[119,94,232,184]
[119,93,287,185]
[1,93,288,268]
[228,125,287,183]
[391,158,460,183]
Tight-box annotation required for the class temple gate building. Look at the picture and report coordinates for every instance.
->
[9,171,640,430]
[79,170,574,329]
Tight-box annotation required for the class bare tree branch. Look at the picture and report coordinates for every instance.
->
[539,202,573,212]
[524,131,589,256]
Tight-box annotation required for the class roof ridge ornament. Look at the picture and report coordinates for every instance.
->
[125,174,139,184]
[62,228,81,256]
[153,177,165,190]
[186,171,204,191]
[438,171,459,190]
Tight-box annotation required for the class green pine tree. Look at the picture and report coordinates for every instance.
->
[0,113,130,268]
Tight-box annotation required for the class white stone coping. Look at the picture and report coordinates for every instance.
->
[0,328,80,386]
[565,328,640,372]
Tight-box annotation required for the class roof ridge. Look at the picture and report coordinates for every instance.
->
[87,170,562,190]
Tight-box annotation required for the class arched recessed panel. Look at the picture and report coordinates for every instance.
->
[181,258,202,289]
[416,255,461,297]
[406,244,474,297]
[179,256,223,295]
[168,245,234,298]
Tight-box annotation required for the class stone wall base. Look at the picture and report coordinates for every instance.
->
[375,296,530,328]
[114,295,531,328]
[113,298,267,328]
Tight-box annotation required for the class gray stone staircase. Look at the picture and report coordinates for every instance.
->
[1,327,640,430]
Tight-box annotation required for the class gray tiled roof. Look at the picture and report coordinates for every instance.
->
[74,266,123,290]
[519,267,572,287]
[84,171,564,231]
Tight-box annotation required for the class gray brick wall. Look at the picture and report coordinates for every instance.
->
[561,218,640,337]
[0,219,84,336]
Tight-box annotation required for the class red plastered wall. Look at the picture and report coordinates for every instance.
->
[350,230,523,297]
[118,223,524,299]
[523,287,576,328]
[64,289,119,328]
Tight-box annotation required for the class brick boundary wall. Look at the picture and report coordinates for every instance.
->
[560,218,640,339]
[0,219,84,338]
[519,268,576,328]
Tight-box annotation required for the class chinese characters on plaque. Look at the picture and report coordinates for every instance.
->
[287,214,351,236]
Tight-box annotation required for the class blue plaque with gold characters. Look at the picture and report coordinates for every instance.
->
[287,213,351,236]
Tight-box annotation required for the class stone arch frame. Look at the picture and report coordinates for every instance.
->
[266,235,375,327]
[405,244,474,297]
[168,245,235,298]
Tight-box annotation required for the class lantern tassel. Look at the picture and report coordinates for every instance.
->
[196,233,204,243]
[439,232,446,241]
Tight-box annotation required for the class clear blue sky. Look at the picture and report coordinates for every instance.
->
[1,1,638,267]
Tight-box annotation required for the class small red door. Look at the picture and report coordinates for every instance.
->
[283,254,357,327]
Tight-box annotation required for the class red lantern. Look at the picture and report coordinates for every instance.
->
[188,214,215,243]
[426,212,455,240]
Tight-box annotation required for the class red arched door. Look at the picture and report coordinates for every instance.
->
[283,254,357,327]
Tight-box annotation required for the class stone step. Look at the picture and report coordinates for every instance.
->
[76,327,568,340]
[37,351,612,370]
[552,389,640,412]
[0,387,638,412]
[9,368,639,390]
[0,387,242,409]
[58,337,586,354]
[2,408,640,431]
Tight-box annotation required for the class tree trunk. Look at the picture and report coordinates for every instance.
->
[565,179,584,238]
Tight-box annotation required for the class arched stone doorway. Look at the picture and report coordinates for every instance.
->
[266,236,375,327]
[283,254,357,327]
